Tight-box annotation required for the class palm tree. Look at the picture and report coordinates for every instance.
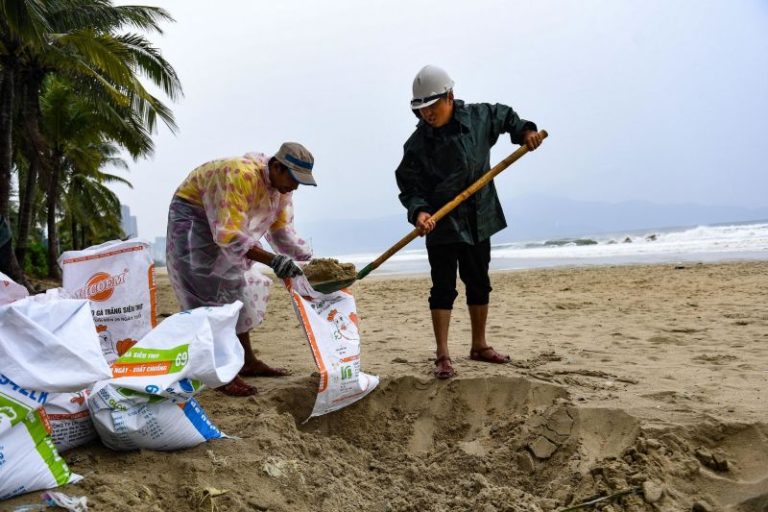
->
[61,153,128,250]
[0,0,49,218]
[38,72,158,276]
[3,0,181,279]
[0,0,49,283]
[39,76,131,246]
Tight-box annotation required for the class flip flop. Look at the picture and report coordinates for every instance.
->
[216,376,257,397]
[469,346,511,364]
[434,356,455,379]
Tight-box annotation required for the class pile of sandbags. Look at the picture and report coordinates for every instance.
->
[0,288,111,500]
[88,301,243,451]
[0,239,245,501]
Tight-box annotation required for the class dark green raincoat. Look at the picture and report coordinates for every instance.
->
[395,100,536,247]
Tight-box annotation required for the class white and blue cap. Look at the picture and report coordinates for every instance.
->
[274,142,316,186]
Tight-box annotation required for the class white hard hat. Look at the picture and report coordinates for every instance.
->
[411,65,454,110]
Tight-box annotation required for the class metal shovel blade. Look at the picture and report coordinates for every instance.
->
[309,263,373,294]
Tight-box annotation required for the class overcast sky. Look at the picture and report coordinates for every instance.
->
[111,0,768,243]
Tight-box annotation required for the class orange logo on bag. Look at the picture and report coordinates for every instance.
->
[74,270,129,301]
[116,338,138,356]
[69,391,88,406]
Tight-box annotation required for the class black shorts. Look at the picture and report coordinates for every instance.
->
[427,240,492,310]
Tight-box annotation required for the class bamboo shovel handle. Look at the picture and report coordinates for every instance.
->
[358,130,548,278]
[429,129,548,223]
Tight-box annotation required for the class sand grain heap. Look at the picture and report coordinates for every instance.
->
[302,258,357,284]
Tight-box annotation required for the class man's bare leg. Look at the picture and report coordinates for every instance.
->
[468,304,510,363]
[431,309,454,378]
[237,331,289,377]
[431,309,452,357]
[468,304,489,351]
[214,331,258,396]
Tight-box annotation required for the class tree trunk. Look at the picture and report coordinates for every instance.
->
[0,68,31,287]
[45,146,63,279]
[0,69,13,221]
[46,151,62,280]
[15,147,39,265]
[16,73,47,265]
[15,70,57,281]
[71,217,78,250]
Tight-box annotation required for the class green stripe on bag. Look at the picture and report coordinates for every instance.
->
[25,411,72,486]
[118,344,191,374]
[0,393,34,430]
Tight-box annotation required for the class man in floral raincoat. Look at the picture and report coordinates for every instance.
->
[166,142,316,396]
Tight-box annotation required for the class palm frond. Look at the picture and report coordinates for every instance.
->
[114,32,182,100]
[0,0,50,47]
[47,1,173,35]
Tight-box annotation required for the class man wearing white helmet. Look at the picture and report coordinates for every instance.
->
[396,65,543,379]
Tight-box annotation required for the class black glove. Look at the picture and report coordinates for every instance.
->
[270,254,303,279]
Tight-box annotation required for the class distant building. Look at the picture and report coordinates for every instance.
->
[120,204,138,238]
[151,237,167,266]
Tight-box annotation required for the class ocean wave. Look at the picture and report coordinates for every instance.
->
[526,238,599,248]
[331,221,768,271]
[495,222,768,259]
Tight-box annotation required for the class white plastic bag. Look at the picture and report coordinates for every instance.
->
[0,271,28,305]
[0,297,112,403]
[0,289,106,499]
[0,372,50,437]
[0,409,82,501]
[0,295,110,450]
[88,302,244,451]
[285,276,378,419]
[59,238,157,363]
[44,391,95,452]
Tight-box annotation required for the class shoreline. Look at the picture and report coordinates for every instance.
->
[154,252,768,279]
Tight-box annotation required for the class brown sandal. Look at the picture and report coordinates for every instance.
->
[215,376,257,396]
[469,346,511,364]
[434,356,455,379]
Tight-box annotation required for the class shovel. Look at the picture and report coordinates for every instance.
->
[311,129,549,293]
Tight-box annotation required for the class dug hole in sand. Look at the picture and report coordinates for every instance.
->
[47,373,768,512]
[256,376,767,512]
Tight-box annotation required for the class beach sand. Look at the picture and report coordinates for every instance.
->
[5,261,767,511]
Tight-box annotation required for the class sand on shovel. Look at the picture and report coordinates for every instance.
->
[302,258,356,285]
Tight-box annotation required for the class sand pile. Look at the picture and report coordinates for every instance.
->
[8,374,765,511]
[303,258,357,284]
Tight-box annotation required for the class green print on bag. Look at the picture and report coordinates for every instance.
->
[113,344,191,376]
[0,394,34,432]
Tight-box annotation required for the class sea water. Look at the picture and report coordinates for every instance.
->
[333,220,768,276]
